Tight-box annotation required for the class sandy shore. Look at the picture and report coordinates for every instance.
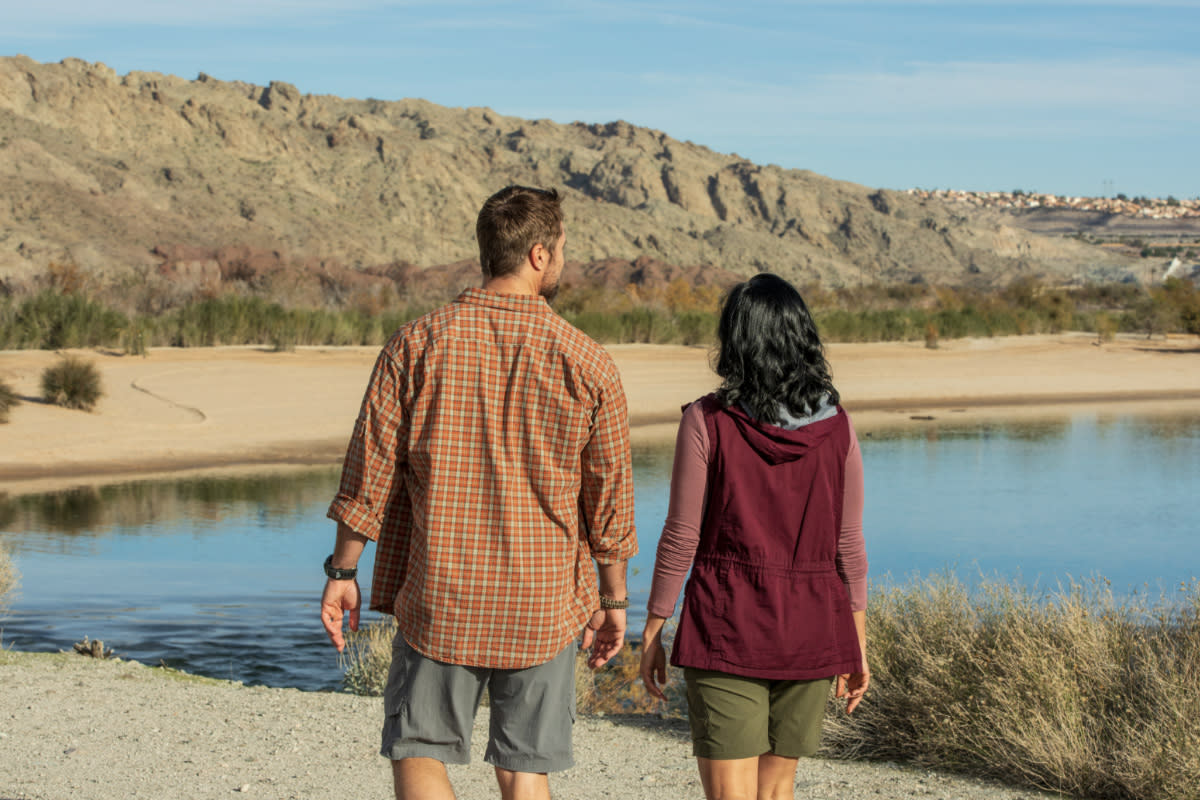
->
[2,333,1199,497]
[0,651,1069,800]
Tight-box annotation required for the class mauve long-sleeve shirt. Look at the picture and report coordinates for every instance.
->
[647,401,867,619]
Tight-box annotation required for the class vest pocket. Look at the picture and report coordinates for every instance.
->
[715,563,846,667]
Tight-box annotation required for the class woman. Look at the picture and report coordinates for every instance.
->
[640,273,869,800]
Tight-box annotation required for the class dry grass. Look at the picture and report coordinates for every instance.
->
[337,575,1199,800]
[0,539,18,617]
[340,614,399,697]
[575,639,687,718]
[821,574,1200,800]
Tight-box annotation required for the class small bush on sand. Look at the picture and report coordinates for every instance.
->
[822,574,1200,800]
[0,376,20,423]
[41,356,104,411]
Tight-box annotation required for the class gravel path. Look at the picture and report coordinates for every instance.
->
[1,651,1068,800]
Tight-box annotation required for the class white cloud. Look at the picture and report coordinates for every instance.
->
[0,0,487,27]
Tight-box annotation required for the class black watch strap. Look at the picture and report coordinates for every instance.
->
[324,554,357,581]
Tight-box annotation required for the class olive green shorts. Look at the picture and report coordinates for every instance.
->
[683,668,833,760]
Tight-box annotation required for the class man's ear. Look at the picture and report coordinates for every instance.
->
[528,242,548,272]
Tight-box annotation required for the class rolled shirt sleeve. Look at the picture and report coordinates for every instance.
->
[578,366,638,565]
[327,348,407,541]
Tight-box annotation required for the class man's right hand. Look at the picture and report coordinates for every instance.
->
[320,578,361,653]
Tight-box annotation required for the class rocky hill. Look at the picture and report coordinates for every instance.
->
[0,55,1148,293]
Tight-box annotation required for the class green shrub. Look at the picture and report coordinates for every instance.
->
[0,376,20,423]
[41,356,104,411]
[122,318,151,356]
[2,291,127,349]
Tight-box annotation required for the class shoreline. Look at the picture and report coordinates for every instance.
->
[0,650,1075,800]
[2,333,1199,497]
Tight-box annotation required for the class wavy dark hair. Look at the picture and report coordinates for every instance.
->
[715,273,839,424]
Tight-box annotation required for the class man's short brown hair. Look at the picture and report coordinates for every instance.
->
[476,186,563,279]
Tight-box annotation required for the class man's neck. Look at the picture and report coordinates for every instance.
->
[482,273,539,297]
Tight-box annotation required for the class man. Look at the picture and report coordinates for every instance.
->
[321,185,637,800]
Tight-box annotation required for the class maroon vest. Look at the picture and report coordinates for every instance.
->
[670,394,862,680]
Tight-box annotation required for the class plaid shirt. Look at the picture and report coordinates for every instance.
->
[328,288,638,669]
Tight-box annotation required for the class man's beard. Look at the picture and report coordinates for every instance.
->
[539,279,559,304]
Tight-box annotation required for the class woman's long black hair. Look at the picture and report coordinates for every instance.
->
[714,273,839,424]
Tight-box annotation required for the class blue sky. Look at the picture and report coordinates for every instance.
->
[3,0,1197,199]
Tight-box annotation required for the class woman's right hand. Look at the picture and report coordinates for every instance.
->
[640,615,669,701]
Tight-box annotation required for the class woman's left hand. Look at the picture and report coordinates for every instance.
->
[835,667,870,714]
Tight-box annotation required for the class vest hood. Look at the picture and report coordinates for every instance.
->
[721,402,840,465]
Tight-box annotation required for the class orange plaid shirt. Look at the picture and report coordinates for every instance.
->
[328,288,638,669]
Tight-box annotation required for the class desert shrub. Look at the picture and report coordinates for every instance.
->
[269,313,300,352]
[675,311,718,346]
[122,317,152,356]
[619,308,672,343]
[924,321,940,349]
[0,375,20,423]
[41,355,104,411]
[1,291,127,349]
[822,574,1200,800]
[1093,312,1119,343]
[341,615,398,696]
[564,311,627,343]
[575,640,686,717]
[0,539,17,616]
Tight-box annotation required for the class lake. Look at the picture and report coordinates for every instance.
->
[2,410,1198,691]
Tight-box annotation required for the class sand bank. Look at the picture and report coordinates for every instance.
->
[1,333,1198,497]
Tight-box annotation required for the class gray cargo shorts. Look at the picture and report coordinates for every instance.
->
[380,632,576,773]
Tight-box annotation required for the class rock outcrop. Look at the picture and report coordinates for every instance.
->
[0,55,1143,289]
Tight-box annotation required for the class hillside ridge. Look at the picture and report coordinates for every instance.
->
[0,55,1152,290]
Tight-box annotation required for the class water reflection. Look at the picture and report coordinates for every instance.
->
[1,411,1197,691]
[0,469,340,550]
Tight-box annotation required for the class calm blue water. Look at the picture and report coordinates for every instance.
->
[2,411,1198,691]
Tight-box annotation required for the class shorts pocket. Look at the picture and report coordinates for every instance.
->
[383,632,412,717]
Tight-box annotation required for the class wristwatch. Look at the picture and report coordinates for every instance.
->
[599,595,629,610]
[324,554,357,581]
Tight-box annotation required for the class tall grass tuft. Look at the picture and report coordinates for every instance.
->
[822,574,1200,800]
[340,615,398,696]
[41,356,104,411]
[0,376,20,423]
[0,539,18,617]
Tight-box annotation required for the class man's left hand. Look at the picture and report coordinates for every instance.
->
[580,608,625,668]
